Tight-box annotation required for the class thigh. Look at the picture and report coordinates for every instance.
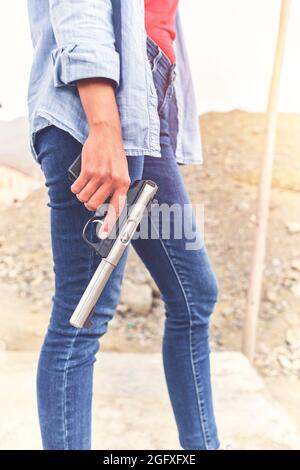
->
[34,125,145,333]
[132,82,218,315]
[132,195,217,325]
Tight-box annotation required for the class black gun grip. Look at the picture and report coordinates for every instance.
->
[68,154,82,183]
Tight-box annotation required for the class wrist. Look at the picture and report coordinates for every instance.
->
[89,118,121,135]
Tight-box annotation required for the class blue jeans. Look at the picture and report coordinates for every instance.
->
[33,36,220,450]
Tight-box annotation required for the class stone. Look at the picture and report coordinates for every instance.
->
[277,354,293,370]
[286,270,299,281]
[265,288,278,304]
[221,307,234,317]
[291,283,300,299]
[272,258,281,267]
[291,260,300,272]
[120,279,152,315]
[30,275,44,287]
[286,222,300,234]
[286,330,297,346]
[147,277,161,298]
[252,126,263,135]
[237,201,250,211]
[116,303,128,315]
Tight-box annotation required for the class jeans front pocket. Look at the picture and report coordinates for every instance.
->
[32,124,54,166]
[152,61,177,117]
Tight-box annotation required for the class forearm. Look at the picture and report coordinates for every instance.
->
[77,78,122,134]
[72,78,130,238]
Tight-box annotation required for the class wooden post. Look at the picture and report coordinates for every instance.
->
[242,0,292,362]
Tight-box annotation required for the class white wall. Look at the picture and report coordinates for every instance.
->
[181,0,300,113]
[0,0,299,119]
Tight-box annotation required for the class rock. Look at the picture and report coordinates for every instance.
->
[286,270,299,281]
[237,201,250,211]
[291,260,300,272]
[147,277,161,298]
[272,258,281,267]
[285,330,300,352]
[290,356,300,369]
[277,353,293,370]
[126,268,150,285]
[252,126,263,135]
[221,306,234,317]
[116,303,128,315]
[285,330,296,346]
[120,279,152,315]
[264,288,279,304]
[30,275,44,287]
[263,367,278,378]
[291,283,300,299]
[286,222,300,234]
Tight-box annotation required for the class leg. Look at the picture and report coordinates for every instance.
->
[131,61,220,449]
[34,125,144,449]
[132,167,220,450]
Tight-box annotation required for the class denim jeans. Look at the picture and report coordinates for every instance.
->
[33,36,220,450]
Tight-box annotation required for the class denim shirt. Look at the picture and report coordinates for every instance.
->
[27,0,203,165]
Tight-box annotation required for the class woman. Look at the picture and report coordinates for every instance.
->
[27,0,221,450]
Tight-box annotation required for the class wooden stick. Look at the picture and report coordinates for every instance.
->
[242,0,292,362]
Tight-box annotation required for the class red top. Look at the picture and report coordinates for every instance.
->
[144,0,179,64]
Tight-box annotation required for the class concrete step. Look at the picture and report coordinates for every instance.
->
[0,351,299,450]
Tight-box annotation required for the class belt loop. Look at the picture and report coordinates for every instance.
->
[146,35,163,73]
[169,63,176,86]
[152,48,163,72]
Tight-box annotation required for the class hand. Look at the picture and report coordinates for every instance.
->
[71,78,130,239]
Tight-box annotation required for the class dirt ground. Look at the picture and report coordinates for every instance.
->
[0,110,299,380]
[197,111,300,377]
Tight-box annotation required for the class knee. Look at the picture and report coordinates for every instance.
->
[39,320,110,373]
[193,253,219,301]
[189,265,219,326]
[202,267,219,304]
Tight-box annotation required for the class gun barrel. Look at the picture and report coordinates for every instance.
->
[69,259,115,328]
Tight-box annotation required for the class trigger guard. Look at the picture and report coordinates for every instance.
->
[82,216,105,250]
[95,202,110,219]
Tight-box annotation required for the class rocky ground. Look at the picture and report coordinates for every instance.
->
[0,110,299,380]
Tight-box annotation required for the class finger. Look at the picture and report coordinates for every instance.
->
[98,189,128,239]
[71,171,90,194]
[76,178,104,203]
[84,182,113,212]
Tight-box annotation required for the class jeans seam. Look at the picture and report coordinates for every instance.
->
[63,239,94,449]
[151,224,210,449]
[163,242,212,449]
[158,82,173,117]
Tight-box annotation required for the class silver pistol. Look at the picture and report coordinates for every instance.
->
[68,155,158,329]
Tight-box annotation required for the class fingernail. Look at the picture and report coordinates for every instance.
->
[99,230,108,240]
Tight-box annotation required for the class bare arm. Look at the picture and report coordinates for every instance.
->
[71,78,130,239]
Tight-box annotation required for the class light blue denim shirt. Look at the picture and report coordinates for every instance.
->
[27,0,203,165]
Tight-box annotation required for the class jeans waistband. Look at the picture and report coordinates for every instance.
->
[146,35,176,85]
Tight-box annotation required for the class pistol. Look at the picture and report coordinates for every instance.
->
[67,154,158,329]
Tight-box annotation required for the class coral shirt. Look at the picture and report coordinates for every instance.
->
[145,0,179,64]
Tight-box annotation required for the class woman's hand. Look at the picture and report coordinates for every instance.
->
[71,78,130,239]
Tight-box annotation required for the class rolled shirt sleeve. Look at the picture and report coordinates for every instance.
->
[49,0,120,88]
